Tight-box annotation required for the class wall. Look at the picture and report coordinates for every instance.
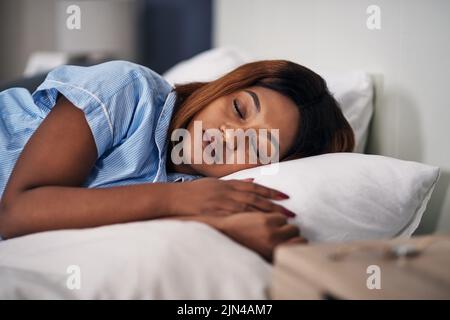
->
[0,0,136,84]
[0,0,56,82]
[214,0,450,233]
[0,0,211,81]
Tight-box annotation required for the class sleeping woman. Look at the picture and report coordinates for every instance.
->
[0,60,354,260]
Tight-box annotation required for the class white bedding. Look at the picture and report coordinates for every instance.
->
[0,220,271,299]
[0,152,438,299]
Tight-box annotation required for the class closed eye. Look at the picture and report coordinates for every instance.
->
[233,99,245,119]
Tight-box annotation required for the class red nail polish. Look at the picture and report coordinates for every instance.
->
[277,192,290,199]
[282,208,296,217]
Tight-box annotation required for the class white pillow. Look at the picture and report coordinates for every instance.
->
[223,153,440,243]
[163,47,373,153]
[163,47,252,84]
[321,72,373,153]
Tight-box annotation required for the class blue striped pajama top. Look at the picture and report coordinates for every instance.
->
[0,61,202,232]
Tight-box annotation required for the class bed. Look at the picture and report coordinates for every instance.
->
[0,220,271,299]
[0,48,440,299]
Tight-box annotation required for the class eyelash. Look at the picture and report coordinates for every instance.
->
[233,99,245,119]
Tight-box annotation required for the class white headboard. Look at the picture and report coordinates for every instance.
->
[214,0,450,233]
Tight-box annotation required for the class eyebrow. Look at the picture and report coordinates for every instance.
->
[244,90,260,112]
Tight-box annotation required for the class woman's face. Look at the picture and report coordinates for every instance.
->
[177,86,300,177]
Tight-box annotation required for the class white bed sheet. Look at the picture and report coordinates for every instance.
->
[0,220,271,299]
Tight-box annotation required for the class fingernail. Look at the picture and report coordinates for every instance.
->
[242,178,254,182]
[277,192,290,199]
[282,208,296,217]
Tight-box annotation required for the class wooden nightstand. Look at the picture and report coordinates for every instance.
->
[271,235,450,299]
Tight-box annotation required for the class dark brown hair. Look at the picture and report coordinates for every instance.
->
[169,60,354,160]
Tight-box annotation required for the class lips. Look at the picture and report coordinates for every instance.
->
[202,129,214,150]
[203,129,220,158]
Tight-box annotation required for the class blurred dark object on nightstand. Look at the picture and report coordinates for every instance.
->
[136,0,212,74]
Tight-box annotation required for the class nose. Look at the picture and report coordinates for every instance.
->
[219,124,238,151]
[220,123,255,152]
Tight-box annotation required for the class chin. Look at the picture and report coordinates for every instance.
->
[194,163,259,178]
[192,165,229,178]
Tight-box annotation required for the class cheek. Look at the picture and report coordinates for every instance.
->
[193,163,258,178]
[196,99,229,123]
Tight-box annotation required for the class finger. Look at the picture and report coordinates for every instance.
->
[230,192,276,212]
[275,224,300,241]
[230,192,296,217]
[227,180,289,200]
[265,212,288,226]
[218,197,259,213]
[284,236,308,245]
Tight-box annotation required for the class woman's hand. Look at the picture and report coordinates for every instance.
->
[219,211,307,261]
[167,178,296,217]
